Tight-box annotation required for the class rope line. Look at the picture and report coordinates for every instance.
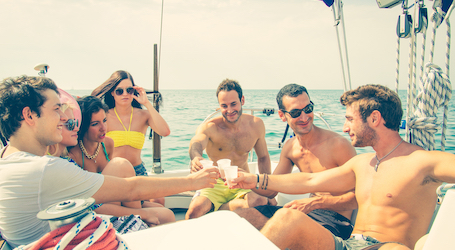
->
[14,212,128,250]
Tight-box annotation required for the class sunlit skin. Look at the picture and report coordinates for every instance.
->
[86,110,108,143]
[218,90,244,124]
[279,93,314,136]
[343,104,377,147]
[35,89,68,150]
[107,78,170,166]
[59,108,80,147]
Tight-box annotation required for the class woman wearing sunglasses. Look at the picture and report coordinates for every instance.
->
[68,95,175,226]
[47,89,81,159]
[91,70,170,178]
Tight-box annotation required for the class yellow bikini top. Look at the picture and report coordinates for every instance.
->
[106,107,145,149]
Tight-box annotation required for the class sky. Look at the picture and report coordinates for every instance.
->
[0,0,453,90]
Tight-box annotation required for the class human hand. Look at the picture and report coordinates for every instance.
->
[188,166,219,190]
[190,157,204,173]
[131,86,149,106]
[283,196,322,214]
[225,172,257,189]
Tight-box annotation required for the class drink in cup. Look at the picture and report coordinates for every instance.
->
[217,159,231,179]
[199,159,214,169]
[224,165,238,187]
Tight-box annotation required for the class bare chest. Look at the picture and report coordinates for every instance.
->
[206,129,257,157]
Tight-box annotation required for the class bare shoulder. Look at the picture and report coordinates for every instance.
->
[196,116,222,135]
[104,136,115,154]
[245,114,265,128]
[317,127,354,152]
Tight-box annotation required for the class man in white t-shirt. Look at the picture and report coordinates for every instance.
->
[0,75,220,248]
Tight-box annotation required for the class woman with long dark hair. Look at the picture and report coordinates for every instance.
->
[91,70,170,177]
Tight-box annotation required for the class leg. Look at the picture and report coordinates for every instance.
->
[185,196,213,219]
[261,208,335,250]
[219,192,269,211]
[376,243,411,250]
[142,207,176,226]
[102,157,141,209]
[142,201,164,208]
[149,197,165,206]
[235,208,270,230]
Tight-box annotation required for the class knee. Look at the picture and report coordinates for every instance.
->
[272,208,307,225]
[103,157,136,178]
[248,194,269,208]
[234,208,254,218]
[159,208,176,224]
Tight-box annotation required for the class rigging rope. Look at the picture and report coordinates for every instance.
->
[14,212,127,250]
[398,1,453,150]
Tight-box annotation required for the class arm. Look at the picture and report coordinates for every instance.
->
[230,161,356,195]
[283,191,357,213]
[252,139,295,198]
[92,166,219,204]
[254,118,271,175]
[429,151,455,183]
[133,86,170,137]
[189,122,210,173]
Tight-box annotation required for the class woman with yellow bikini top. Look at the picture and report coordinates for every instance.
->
[91,70,170,177]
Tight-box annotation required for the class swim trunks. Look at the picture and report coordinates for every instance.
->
[193,178,251,211]
[332,234,406,250]
[255,205,353,240]
[134,162,148,176]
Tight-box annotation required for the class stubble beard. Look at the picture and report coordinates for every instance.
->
[223,108,243,124]
[352,123,377,147]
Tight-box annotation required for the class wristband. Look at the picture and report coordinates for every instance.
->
[256,174,260,189]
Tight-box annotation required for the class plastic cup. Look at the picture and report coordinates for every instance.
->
[217,159,231,178]
[199,159,214,169]
[224,165,238,187]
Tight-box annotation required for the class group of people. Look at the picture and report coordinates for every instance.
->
[0,73,454,250]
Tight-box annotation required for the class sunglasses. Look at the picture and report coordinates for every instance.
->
[281,101,314,118]
[64,119,79,131]
[114,87,135,96]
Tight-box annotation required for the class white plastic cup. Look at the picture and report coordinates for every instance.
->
[217,159,231,178]
[199,159,214,169]
[224,165,238,187]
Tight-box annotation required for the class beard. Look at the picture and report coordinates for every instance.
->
[352,123,377,147]
[223,107,243,123]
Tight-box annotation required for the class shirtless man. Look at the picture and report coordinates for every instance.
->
[230,84,455,249]
[0,76,218,248]
[185,79,273,219]
[235,84,357,240]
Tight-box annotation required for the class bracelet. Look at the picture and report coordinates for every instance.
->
[261,173,268,190]
[256,174,260,189]
[264,173,269,190]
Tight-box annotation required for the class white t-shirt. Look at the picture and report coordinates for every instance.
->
[0,151,104,248]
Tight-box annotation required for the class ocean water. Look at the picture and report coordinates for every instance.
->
[67,89,455,172]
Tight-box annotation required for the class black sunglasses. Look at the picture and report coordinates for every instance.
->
[115,87,135,96]
[281,101,314,118]
[64,119,79,131]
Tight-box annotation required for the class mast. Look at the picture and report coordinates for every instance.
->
[152,44,163,174]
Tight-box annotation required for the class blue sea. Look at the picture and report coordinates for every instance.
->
[66,89,455,172]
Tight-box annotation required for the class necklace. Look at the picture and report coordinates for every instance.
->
[374,139,403,172]
[79,140,100,163]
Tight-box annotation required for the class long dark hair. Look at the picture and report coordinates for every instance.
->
[91,70,142,109]
[77,96,109,141]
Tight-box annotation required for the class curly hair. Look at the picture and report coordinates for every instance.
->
[91,70,142,110]
[216,79,243,101]
[340,84,403,131]
[0,76,58,139]
[77,96,109,141]
[276,84,310,110]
